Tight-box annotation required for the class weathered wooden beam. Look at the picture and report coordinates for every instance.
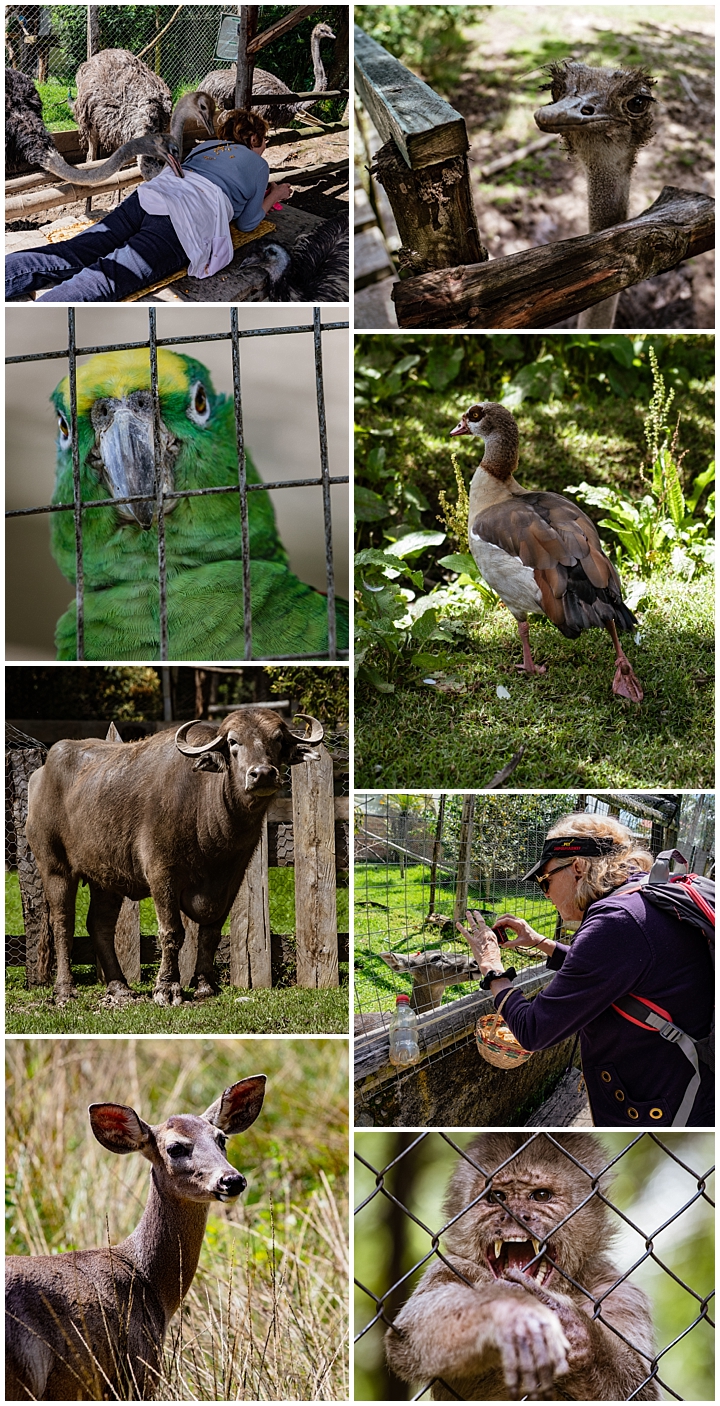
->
[249,88,346,104]
[372,138,486,276]
[247,5,316,56]
[354,25,467,169]
[6,163,144,217]
[235,6,258,112]
[392,185,715,329]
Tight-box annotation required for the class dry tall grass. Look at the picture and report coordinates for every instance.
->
[6,1037,349,1401]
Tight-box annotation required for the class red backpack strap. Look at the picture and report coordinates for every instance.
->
[612,993,673,1030]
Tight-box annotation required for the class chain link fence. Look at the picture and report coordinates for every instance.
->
[355,1130,715,1401]
[5,5,345,113]
[6,306,349,662]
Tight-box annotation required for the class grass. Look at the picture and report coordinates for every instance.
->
[356,572,714,789]
[355,864,555,1013]
[38,77,77,130]
[6,867,349,1033]
[6,1039,348,1401]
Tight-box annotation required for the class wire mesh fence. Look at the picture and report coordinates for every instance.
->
[353,792,714,1091]
[354,1130,715,1402]
[5,5,346,117]
[6,306,349,662]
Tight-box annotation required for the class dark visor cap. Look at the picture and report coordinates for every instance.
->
[522,835,618,884]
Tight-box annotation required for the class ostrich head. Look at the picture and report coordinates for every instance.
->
[534,62,656,171]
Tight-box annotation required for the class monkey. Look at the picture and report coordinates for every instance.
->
[385,1132,660,1401]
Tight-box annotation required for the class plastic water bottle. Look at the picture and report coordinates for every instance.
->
[388,994,420,1067]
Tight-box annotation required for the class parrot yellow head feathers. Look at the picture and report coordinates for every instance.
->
[49,349,347,662]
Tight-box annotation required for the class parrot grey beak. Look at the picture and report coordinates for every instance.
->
[450,415,470,437]
[99,407,156,528]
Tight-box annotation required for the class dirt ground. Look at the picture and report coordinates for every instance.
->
[357,5,714,327]
[7,125,349,304]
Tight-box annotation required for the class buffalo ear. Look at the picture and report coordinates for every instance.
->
[193,753,227,772]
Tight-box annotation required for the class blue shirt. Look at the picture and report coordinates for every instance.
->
[182,141,268,231]
[497,884,714,1126]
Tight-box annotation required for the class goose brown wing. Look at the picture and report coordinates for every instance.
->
[472,492,634,639]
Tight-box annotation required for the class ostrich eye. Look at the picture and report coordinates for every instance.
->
[57,413,71,448]
[530,1188,553,1201]
[187,381,211,427]
[626,95,650,114]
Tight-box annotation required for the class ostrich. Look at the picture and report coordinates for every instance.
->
[200,21,336,128]
[232,214,349,302]
[534,61,656,328]
[5,67,183,183]
[71,50,215,211]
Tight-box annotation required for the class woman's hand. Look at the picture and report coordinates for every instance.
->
[270,181,293,201]
[493,914,556,958]
[456,910,504,976]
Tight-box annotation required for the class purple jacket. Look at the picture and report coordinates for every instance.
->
[497,885,713,1126]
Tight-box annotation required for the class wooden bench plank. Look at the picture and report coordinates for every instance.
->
[354,25,468,169]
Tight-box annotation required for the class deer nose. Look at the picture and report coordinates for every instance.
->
[217,1171,246,1199]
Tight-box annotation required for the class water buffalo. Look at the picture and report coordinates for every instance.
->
[25,709,323,1006]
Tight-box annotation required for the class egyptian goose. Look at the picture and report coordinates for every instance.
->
[450,402,643,701]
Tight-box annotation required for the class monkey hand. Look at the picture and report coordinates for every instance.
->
[505,1269,594,1373]
[485,1290,571,1400]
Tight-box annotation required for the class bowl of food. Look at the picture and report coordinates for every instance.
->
[476,1012,532,1068]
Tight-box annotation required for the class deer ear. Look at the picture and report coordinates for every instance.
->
[203,1075,266,1134]
[89,1103,153,1154]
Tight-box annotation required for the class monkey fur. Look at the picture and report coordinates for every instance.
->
[385,1132,659,1401]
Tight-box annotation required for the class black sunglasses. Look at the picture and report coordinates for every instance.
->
[537,859,575,895]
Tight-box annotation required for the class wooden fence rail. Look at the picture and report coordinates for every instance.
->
[354,25,715,329]
[6,730,348,991]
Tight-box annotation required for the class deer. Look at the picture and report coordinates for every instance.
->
[5,1075,266,1401]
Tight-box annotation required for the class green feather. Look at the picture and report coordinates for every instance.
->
[50,350,348,659]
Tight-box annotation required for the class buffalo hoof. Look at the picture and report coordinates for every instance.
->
[193,975,219,1000]
[54,985,78,1006]
[153,982,183,1008]
[99,981,136,1009]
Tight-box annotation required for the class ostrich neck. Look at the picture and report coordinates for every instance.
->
[311,36,327,91]
[584,157,633,232]
[47,142,142,185]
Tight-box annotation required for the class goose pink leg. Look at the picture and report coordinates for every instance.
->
[516,620,546,676]
[607,621,643,701]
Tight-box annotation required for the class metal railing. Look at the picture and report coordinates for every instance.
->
[354,1131,715,1401]
[6,307,349,661]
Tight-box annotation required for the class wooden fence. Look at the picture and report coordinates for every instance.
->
[354,25,715,329]
[6,727,348,991]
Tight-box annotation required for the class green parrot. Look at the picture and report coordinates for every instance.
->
[50,349,348,660]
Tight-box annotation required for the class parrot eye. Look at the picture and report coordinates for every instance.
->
[188,381,211,427]
[57,413,71,449]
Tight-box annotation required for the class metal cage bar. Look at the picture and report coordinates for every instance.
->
[6,311,349,662]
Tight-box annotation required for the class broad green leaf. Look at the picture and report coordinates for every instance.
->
[355,486,390,521]
[385,530,446,559]
[438,552,479,577]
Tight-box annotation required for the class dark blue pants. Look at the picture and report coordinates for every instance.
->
[5,192,187,301]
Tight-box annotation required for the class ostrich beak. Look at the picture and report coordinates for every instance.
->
[450,414,470,437]
[164,141,185,178]
[534,94,612,132]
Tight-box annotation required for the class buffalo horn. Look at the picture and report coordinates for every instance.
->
[174,720,226,756]
[290,714,324,745]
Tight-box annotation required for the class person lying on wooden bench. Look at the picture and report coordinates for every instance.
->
[6,110,292,303]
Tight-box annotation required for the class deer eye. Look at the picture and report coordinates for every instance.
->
[626,95,650,114]
[530,1188,553,1201]
[58,413,71,448]
[167,1143,190,1159]
[187,381,211,426]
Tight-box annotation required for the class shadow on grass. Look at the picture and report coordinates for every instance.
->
[356,573,714,789]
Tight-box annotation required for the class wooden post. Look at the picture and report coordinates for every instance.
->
[235,6,258,111]
[427,795,446,919]
[87,6,100,59]
[7,747,53,987]
[453,796,476,928]
[293,746,338,987]
[354,25,485,277]
[103,722,141,986]
[228,817,272,987]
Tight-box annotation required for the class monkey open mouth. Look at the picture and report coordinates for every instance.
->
[486,1236,555,1286]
